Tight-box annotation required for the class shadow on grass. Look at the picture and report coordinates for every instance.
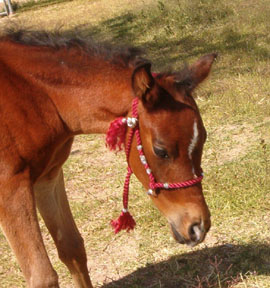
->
[69,13,270,75]
[102,243,270,288]
[68,0,269,71]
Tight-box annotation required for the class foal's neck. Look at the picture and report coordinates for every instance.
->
[42,48,135,135]
[8,42,135,135]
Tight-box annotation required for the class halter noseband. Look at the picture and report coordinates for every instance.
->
[107,97,203,233]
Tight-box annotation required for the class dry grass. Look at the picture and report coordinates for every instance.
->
[0,0,270,287]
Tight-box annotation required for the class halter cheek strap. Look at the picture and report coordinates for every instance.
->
[106,97,203,233]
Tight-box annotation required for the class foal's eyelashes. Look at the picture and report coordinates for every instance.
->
[153,146,169,159]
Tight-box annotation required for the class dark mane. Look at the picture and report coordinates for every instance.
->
[1,27,148,68]
[1,27,194,84]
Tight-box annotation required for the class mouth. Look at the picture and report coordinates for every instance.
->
[170,223,203,247]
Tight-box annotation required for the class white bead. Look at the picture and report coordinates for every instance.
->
[126,118,132,127]
[163,183,169,189]
[122,118,127,123]
[122,208,128,213]
[127,117,137,128]
[146,168,151,175]
[137,145,143,151]
[140,155,147,165]
[147,189,153,195]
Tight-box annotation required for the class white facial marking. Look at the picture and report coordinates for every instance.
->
[188,120,199,160]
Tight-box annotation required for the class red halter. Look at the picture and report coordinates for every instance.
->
[106,98,203,233]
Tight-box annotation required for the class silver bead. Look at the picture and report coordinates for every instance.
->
[140,155,147,165]
[137,145,143,151]
[122,208,128,213]
[127,117,137,128]
[147,189,154,195]
[163,183,169,189]
[146,168,151,175]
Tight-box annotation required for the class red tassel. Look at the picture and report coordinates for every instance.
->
[106,117,127,151]
[111,210,136,234]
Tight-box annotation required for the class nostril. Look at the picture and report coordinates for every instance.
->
[188,223,202,242]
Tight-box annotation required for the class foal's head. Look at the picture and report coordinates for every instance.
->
[129,54,216,246]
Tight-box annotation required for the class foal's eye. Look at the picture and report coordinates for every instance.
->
[153,146,169,159]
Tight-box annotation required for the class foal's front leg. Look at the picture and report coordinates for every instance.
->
[35,169,93,288]
[0,169,59,288]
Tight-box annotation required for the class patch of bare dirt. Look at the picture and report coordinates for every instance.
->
[87,233,139,286]
[204,118,270,166]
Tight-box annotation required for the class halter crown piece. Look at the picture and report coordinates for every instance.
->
[106,97,203,234]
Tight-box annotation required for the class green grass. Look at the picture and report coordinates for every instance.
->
[0,0,270,287]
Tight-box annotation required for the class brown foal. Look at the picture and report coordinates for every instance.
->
[0,29,216,287]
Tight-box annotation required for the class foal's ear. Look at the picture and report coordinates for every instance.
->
[185,53,217,91]
[132,63,156,107]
